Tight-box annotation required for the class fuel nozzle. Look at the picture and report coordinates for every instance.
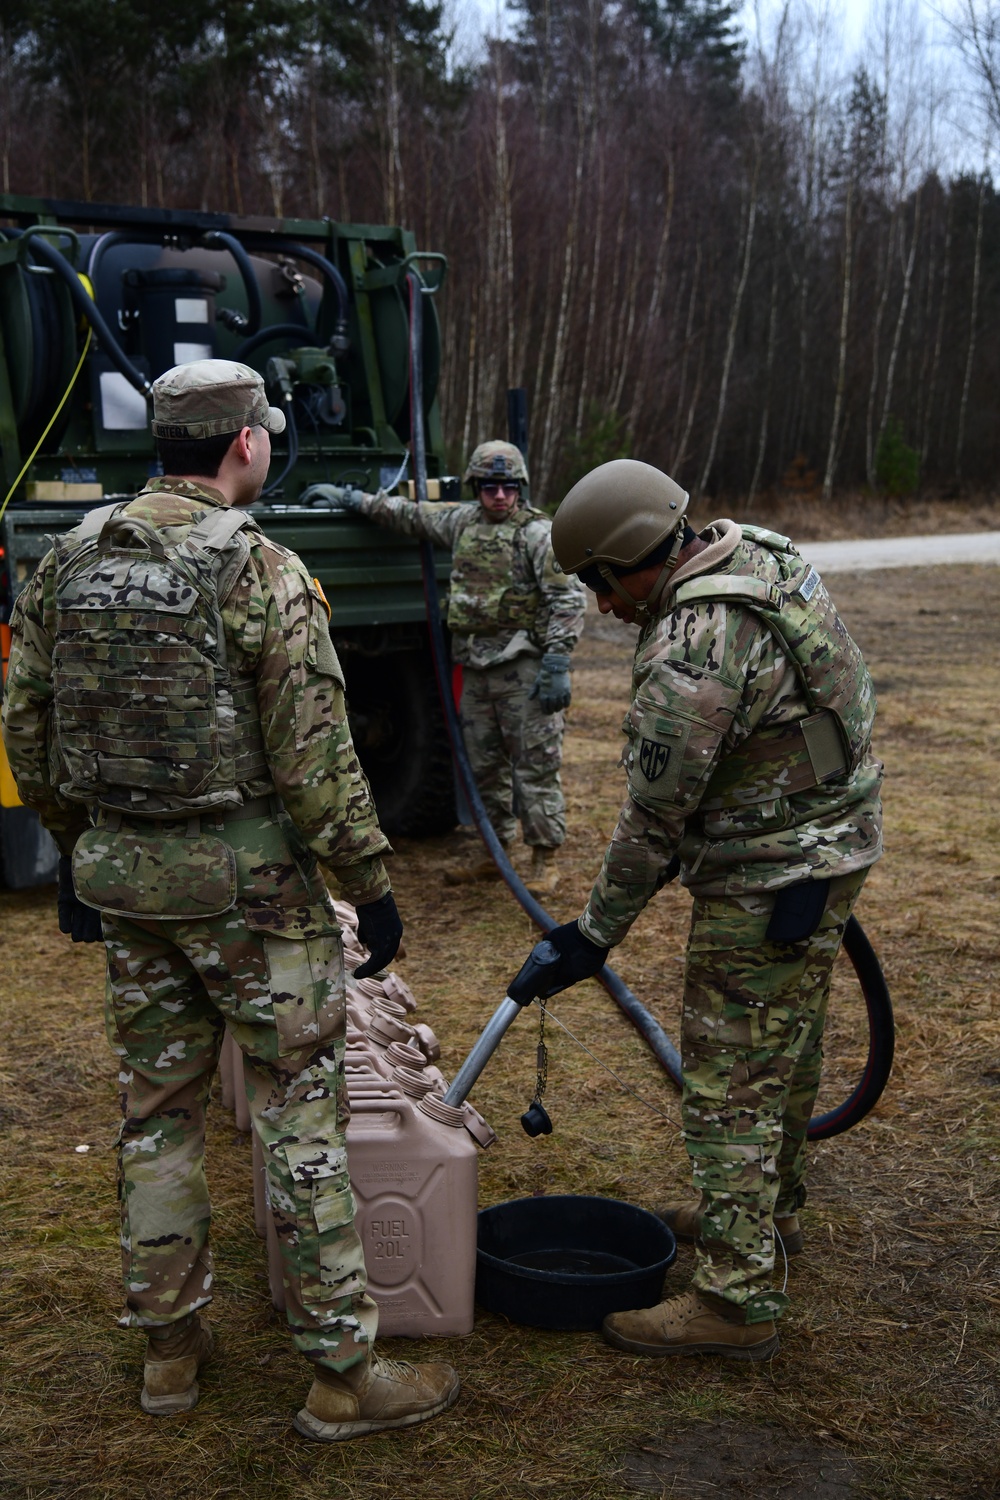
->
[266,355,297,403]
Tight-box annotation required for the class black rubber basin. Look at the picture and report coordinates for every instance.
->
[476,1194,676,1331]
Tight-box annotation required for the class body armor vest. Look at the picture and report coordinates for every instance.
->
[447,507,543,635]
[673,525,876,802]
[51,498,270,816]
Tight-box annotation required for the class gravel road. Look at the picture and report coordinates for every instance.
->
[800,531,1000,572]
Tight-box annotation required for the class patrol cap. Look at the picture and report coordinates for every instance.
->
[463,439,529,485]
[552,459,689,574]
[150,359,286,440]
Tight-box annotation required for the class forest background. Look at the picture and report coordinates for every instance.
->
[3,0,1000,507]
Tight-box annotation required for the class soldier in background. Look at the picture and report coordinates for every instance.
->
[335,442,587,896]
[1,360,459,1441]
[507,458,883,1360]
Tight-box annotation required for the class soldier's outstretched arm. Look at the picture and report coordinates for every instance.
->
[340,488,469,551]
[247,540,393,908]
[1,557,90,855]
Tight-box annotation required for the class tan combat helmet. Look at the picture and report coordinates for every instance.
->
[552,459,689,621]
[463,440,529,489]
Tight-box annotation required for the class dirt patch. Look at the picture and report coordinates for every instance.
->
[623,1422,858,1497]
[1,562,999,1500]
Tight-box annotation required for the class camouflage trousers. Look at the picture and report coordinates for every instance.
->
[101,807,375,1372]
[461,655,566,848]
[680,868,868,1324]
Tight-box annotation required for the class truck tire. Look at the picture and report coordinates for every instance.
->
[342,647,457,838]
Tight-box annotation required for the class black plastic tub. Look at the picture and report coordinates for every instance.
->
[476,1195,677,1331]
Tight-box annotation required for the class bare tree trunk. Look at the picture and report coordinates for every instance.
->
[922,193,952,469]
[461,299,479,462]
[672,248,702,448]
[626,154,675,444]
[674,299,709,479]
[955,174,985,482]
[538,102,586,494]
[698,146,759,496]
[865,211,897,487]
[574,140,605,433]
[748,253,780,505]
[877,190,920,457]
[609,234,641,412]
[309,81,324,218]
[599,201,627,393]
[822,181,853,503]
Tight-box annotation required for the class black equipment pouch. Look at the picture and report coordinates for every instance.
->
[765,878,830,944]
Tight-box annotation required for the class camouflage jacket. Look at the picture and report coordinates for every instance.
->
[579,519,883,947]
[1,479,391,904]
[355,491,586,670]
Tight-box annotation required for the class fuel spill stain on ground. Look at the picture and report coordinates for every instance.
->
[1,561,998,1500]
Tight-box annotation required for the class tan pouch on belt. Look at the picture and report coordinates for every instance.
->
[72,827,237,919]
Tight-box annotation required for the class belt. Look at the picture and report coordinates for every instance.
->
[95,794,280,832]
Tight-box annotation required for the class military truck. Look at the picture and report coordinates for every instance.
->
[0,195,464,887]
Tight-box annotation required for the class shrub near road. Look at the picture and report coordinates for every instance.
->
[1,561,998,1500]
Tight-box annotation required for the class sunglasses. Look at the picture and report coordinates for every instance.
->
[577,563,613,593]
[479,481,521,498]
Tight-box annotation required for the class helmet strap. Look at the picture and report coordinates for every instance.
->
[596,525,685,622]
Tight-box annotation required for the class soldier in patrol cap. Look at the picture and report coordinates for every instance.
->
[332,440,586,895]
[1,358,460,1440]
[506,458,883,1360]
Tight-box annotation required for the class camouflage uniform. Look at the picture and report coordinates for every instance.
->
[1,478,390,1371]
[354,487,586,848]
[578,519,883,1322]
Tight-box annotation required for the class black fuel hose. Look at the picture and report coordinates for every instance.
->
[404,270,892,1139]
[284,244,350,336]
[261,400,298,498]
[202,231,263,336]
[235,321,315,362]
[25,232,152,395]
[406,271,682,1083]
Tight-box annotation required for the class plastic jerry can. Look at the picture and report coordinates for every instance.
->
[346,1076,479,1337]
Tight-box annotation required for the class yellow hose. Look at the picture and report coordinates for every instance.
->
[0,319,94,528]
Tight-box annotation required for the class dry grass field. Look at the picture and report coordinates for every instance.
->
[2,523,999,1499]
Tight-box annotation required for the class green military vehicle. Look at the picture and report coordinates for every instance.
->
[0,195,464,887]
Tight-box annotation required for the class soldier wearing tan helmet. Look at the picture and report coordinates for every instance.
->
[507,458,883,1361]
[332,441,586,894]
[1,359,459,1440]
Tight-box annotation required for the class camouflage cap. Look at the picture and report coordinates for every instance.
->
[150,359,286,440]
[463,440,529,484]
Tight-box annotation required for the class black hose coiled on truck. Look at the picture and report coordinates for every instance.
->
[201,231,263,336]
[404,270,893,1139]
[25,232,152,396]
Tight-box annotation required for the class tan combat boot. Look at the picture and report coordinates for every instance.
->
[141,1314,214,1415]
[293,1354,460,1442]
[658,1196,804,1256]
[443,842,510,886]
[524,846,560,897]
[602,1289,778,1361]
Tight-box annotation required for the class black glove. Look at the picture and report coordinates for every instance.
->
[529,652,572,714]
[354,892,403,979]
[507,921,609,1005]
[57,855,104,944]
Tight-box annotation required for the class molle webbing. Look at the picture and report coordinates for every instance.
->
[673,543,875,786]
[447,507,541,635]
[51,500,269,811]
